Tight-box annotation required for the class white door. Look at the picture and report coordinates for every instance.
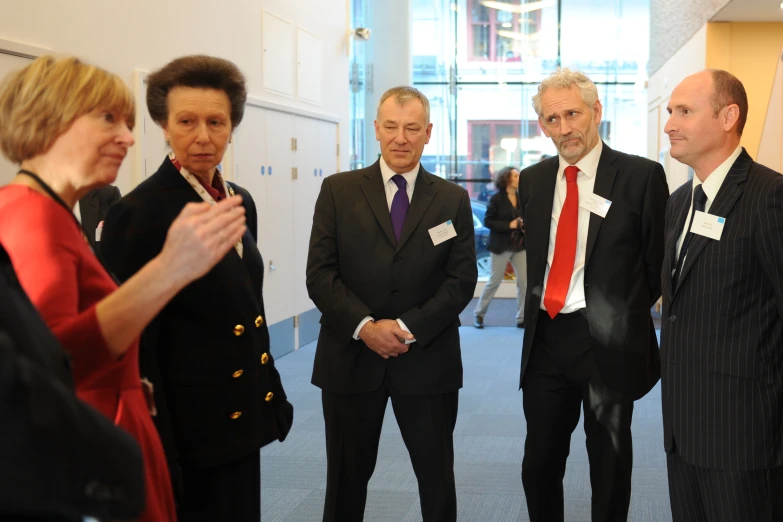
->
[263,110,295,325]
[233,106,267,249]
[292,116,319,314]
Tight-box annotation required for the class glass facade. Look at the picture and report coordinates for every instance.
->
[413,0,650,278]
[349,0,650,279]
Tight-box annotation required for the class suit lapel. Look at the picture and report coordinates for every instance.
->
[526,160,559,272]
[79,191,100,233]
[664,186,691,301]
[674,150,752,295]
[360,162,397,247]
[585,145,618,265]
[396,168,435,253]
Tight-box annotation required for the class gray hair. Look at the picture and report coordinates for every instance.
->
[532,68,599,117]
[376,86,430,123]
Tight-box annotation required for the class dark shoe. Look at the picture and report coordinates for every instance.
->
[474,316,484,329]
[516,321,525,328]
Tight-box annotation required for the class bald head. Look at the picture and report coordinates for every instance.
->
[679,69,747,137]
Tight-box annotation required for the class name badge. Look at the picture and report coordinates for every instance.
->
[690,211,725,241]
[429,220,457,246]
[579,193,612,218]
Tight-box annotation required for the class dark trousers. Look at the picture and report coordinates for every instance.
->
[178,450,261,522]
[521,310,634,522]
[667,450,783,522]
[321,375,459,522]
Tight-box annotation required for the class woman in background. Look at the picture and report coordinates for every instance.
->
[473,166,527,328]
[101,55,293,522]
[0,56,248,522]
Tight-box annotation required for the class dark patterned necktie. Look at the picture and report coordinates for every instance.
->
[390,175,409,242]
[673,184,708,287]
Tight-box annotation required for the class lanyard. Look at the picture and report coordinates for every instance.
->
[16,169,119,283]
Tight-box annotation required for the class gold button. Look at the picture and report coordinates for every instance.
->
[232,369,244,379]
[265,392,274,402]
[233,324,245,336]
[255,315,264,327]
[230,411,242,420]
[260,353,269,365]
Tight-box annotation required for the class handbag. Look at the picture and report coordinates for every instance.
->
[508,227,525,252]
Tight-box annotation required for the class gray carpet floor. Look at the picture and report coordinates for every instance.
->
[261,314,671,521]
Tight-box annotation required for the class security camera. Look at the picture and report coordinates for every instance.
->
[354,28,371,41]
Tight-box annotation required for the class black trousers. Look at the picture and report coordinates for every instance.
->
[667,450,783,522]
[321,375,459,522]
[178,450,261,522]
[521,309,634,522]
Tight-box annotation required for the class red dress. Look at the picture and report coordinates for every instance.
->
[0,185,177,522]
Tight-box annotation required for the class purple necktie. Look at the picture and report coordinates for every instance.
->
[390,175,409,241]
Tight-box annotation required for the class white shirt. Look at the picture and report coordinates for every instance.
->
[73,200,81,224]
[675,145,743,261]
[353,157,419,343]
[541,139,603,314]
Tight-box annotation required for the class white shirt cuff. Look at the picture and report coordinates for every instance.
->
[396,318,416,344]
[354,316,374,340]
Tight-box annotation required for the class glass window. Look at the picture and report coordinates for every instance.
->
[408,0,651,280]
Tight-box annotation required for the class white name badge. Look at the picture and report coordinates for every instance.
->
[580,193,612,218]
[429,220,458,246]
[690,211,725,241]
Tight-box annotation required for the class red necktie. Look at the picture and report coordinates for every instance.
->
[543,165,579,319]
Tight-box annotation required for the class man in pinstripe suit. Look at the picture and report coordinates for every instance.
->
[661,69,783,521]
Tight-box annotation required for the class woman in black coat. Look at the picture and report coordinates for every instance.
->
[101,55,293,522]
[473,166,527,328]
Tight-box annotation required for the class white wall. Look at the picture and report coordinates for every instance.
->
[647,25,707,191]
[0,0,350,194]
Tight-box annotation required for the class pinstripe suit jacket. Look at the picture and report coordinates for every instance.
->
[661,149,783,470]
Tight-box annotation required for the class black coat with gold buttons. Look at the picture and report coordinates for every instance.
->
[101,158,293,473]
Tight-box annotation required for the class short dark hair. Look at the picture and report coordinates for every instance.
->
[709,69,747,136]
[146,55,247,129]
[494,166,517,191]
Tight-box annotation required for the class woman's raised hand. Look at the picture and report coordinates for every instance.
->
[158,195,247,286]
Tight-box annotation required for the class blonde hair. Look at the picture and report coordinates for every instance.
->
[0,55,135,164]
[532,68,599,117]
[376,86,431,123]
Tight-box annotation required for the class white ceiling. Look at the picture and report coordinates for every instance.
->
[711,0,783,22]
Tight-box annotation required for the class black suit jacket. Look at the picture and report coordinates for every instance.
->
[484,190,523,254]
[306,161,478,395]
[520,144,669,402]
[661,149,783,470]
[0,244,144,521]
[79,185,121,253]
[100,157,292,473]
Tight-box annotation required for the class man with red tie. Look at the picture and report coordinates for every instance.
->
[517,69,669,522]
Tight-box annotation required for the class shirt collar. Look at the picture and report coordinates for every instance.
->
[380,156,419,188]
[693,145,743,203]
[557,139,603,180]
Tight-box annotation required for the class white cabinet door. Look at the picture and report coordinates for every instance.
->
[263,110,295,324]
[292,116,319,314]
[233,106,267,251]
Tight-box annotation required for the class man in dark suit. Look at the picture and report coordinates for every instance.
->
[661,69,783,521]
[0,243,145,522]
[518,69,669,522]
[77,184,121,253]
[306,86,477,522]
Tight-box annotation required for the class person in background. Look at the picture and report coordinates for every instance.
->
[77,184,121,254]
[0,242,145,522]
[473,166,527,328]
[101,55,293,522]
[518,68,668,522]
[0,55,249,522]
[307,86,477,522]
[661,69,783,521]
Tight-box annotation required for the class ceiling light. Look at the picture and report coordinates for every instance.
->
[480,0,555,14]
[501,22,512,27]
